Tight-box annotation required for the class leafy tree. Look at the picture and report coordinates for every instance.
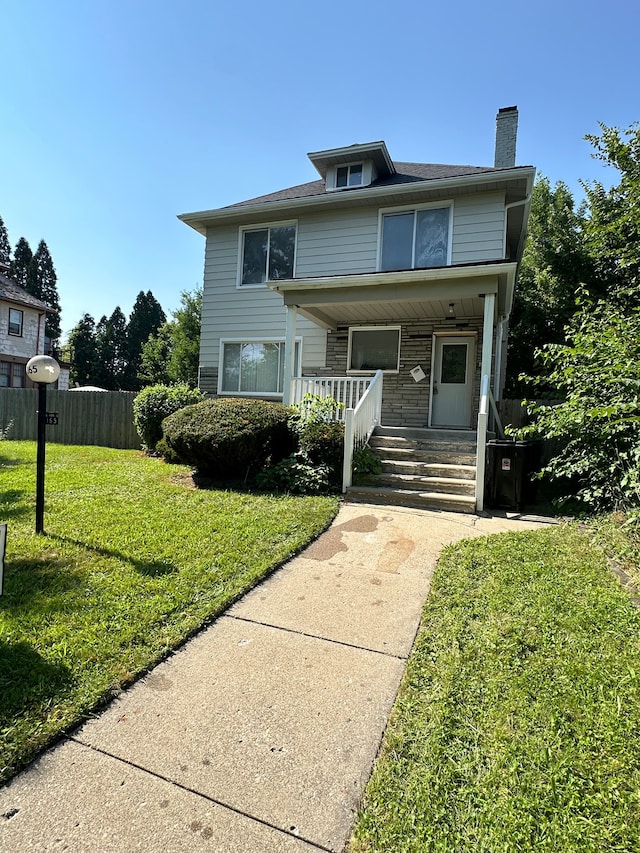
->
[67,314,98,387]
[30,240,61,342]
[139,288,202,388]
[520,302,640,511]
[168,287,202,387]
[94,307,128,389]
[580,122,640,306]
[123,291,166,390]
[138,323,173,387]
[506,177,590,396]
[9,237,33,289]
[0,215,10,269]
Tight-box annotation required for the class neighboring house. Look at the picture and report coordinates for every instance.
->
[0,266,69,390]
[179,107,535,511]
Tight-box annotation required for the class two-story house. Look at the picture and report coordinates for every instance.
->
[179,107,535,512]
[0,265,68,390]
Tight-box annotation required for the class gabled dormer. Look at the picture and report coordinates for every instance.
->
[307,141,396,192]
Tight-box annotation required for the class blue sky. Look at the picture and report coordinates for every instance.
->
[3,0,638,340]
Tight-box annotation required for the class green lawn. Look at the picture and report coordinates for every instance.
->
[351,524,640,853]
[0,441,338,783]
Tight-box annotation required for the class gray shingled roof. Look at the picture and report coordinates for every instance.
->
[224,161,517,210]
[0,272,53,312]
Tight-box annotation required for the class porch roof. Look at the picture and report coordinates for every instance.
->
[269,261,517,329]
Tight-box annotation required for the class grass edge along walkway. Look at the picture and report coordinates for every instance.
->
[350,524,640,853]
[0,441,339,784]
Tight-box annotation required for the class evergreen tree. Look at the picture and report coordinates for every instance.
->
[30,240,61,342]
[94,307,128,389]
[123,291,166,390]
[9,237,33,289]
[138,323,173,386]
[0,215,10,269]
[67,314,98,387]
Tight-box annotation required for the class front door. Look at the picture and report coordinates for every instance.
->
[430,335,475,428]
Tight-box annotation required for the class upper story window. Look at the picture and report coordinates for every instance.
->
[380,205,452,272]
[240,223,296,286]
[8,308,24,336]
[336,163,363,188]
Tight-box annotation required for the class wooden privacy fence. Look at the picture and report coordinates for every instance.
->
[0,389,141,449]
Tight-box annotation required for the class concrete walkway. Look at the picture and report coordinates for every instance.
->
[0,504,551,853]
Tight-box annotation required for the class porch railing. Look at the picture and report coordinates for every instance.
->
[342,370,383,493]
[289,376,373,421]
[475,374,505,512]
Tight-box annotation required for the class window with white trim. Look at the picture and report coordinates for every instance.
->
[380,205,452,271]
[240,223,296,286]
[220,340,301,396]
[336,163,363,188]
[8,308,23,336]
[348,327,401,373]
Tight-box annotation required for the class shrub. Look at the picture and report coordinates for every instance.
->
[256,456,331,495]
[160,397,295,480]
[298,420,344,485]
[352,444,382,482]
[133,383,204,451]
[258,394,345,494]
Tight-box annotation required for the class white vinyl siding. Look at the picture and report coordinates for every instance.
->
[451,193,505,264]
[295,209,379,277]
[199,225,326,375]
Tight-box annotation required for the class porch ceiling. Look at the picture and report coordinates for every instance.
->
[270,263,515,329]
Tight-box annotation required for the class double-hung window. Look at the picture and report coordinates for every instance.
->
[8,308,23,336]
[240,223,296,286]
[380,205,452,271]
[220,339,300,396]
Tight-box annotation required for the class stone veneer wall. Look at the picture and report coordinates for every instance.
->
[318,320,487,428]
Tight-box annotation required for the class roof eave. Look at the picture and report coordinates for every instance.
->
[178,166,536,235]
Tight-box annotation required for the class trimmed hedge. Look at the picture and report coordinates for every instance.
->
[133,383,204,451]
[160,397,295,480]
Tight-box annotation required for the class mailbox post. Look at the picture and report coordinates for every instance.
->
[26,355,60,534]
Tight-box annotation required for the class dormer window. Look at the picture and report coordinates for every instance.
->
[336,163,363,188]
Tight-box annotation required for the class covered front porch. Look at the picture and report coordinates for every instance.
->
[271,264,512,511]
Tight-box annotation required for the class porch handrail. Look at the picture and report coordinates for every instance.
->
[342,370,383,492]
[475,374,490,512]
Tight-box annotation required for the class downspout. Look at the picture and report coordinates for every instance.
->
[503,194,532,259]
[36,311,46,354]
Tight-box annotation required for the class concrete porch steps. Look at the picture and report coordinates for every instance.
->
[346,426,478,513]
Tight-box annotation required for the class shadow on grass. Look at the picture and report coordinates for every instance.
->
[0,555,84,610]
[48,533,177,577]
[0,640,71,722]
[0,488,30,520]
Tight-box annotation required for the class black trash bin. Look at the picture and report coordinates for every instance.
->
[486,439,542,511]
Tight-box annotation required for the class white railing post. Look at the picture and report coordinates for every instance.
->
[342,408,355,492]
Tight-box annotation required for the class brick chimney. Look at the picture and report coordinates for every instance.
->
[494,106,518,168]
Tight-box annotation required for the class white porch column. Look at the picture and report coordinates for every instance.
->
[475,292,496,513]
[480,293,496,385]
[282,305,298,406]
